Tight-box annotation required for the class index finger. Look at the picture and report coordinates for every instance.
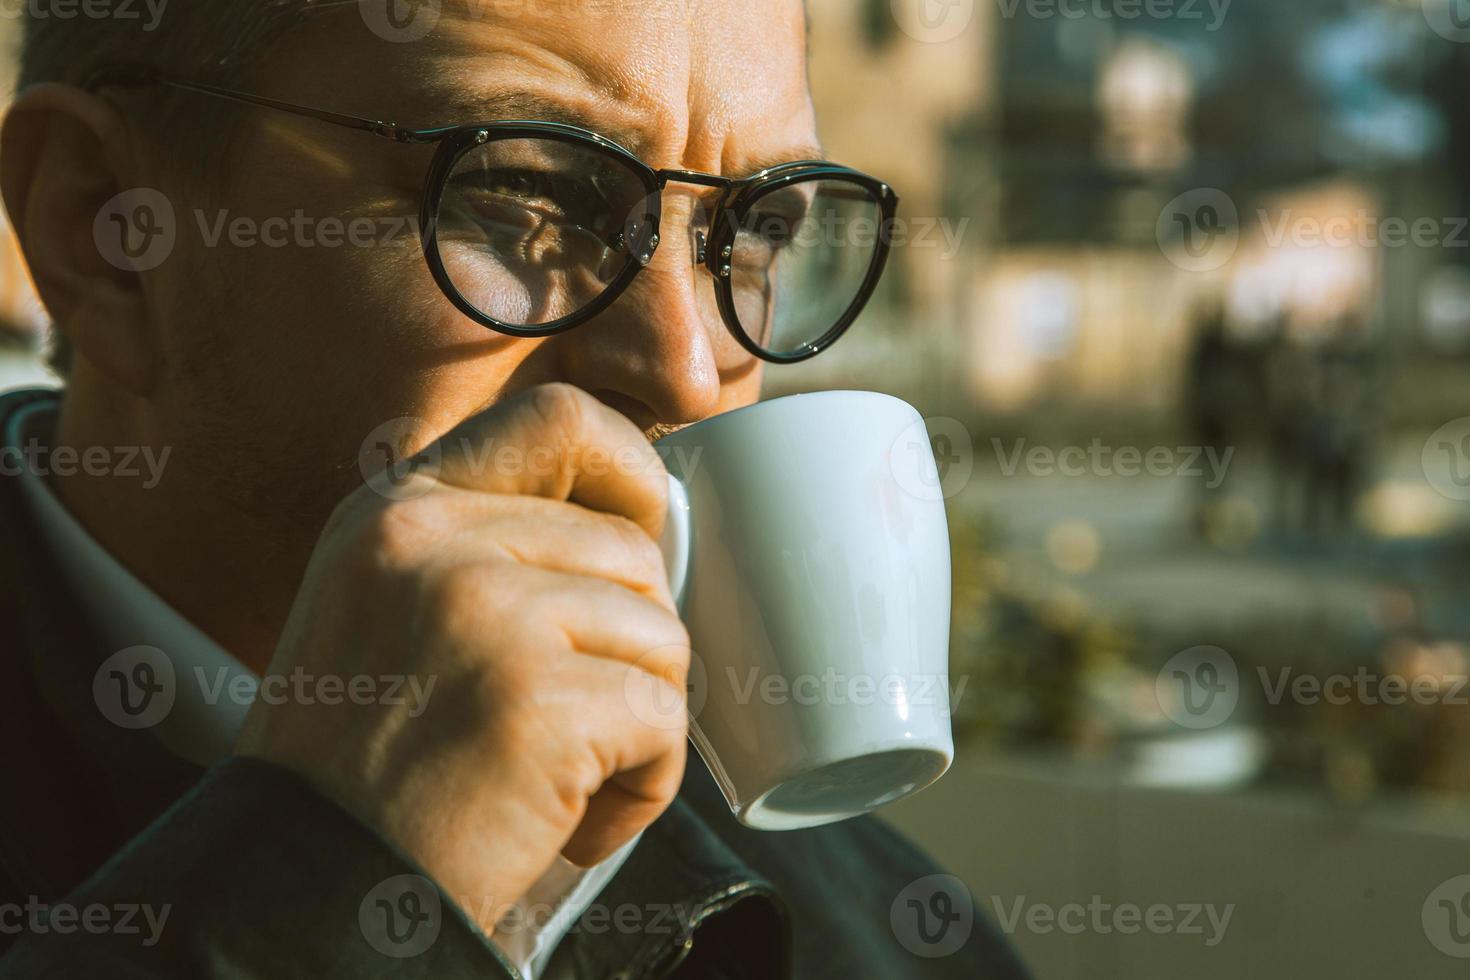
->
[432,383,670,538]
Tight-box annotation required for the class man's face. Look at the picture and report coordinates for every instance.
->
[151,0,817,528]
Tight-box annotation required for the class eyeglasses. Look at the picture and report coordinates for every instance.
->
[86,67,900,365]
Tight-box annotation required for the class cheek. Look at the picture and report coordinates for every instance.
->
[718,365,764,413]
[162,222,529,453]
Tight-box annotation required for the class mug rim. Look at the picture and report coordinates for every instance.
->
[653,389,918,447]
[736,744,954,831]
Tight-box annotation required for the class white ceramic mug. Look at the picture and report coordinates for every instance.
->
[651,390,954,830]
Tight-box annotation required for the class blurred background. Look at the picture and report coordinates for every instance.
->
[787,0,1470,976]
[4,2,1470,976]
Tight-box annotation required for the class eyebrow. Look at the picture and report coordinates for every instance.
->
[423,86,828,178]
[423,87,612,136]
[736,146,829,179]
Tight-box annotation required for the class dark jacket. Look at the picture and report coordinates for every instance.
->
[0,387,1031,979]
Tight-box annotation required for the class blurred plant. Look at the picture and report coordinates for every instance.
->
[948,509,1137,748]
[948,506,1470,807]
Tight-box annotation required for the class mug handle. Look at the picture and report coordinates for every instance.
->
[656,472,742,809]
[658,473,692,610]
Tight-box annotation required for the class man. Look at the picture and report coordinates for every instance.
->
[0,2,1030,977]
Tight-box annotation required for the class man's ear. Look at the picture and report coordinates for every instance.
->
[1,83,162,395]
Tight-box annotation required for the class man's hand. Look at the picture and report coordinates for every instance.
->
[234,383,690,934]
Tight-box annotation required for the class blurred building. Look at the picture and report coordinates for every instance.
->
[795,0,995,398]
[814,0,1470,438]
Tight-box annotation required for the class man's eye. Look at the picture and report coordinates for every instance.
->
[483,169,556,202]
[446,167,558,208]
[733,210,803,270]
[453,169,621,232]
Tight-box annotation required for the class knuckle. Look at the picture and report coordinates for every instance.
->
[523,383,592,439]
[624,669,691,741]
[656,725,690,763]
[476,650,538,715]
[603,513,667,581]
[656,613,692,656]
[519,585,575,634]
[320,486,380,545]
[420,562,498,628]
[359,498,443,569]
[631,621,691,687]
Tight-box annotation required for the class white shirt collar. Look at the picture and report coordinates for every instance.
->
[6,399,635,980]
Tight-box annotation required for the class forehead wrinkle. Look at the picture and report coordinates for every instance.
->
[428,7,691,159]
[417,68,681,162]
[676,0,817,176]
[402,1,815,175]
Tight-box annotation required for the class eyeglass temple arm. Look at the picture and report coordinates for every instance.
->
[83,67,453,145]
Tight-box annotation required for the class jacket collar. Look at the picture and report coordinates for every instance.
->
[0,388,202,898]
[0,386,791,980]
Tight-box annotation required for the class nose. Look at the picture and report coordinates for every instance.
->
[551,194,723,430]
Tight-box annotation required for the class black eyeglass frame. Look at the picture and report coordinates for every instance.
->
[86,67,901,365]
